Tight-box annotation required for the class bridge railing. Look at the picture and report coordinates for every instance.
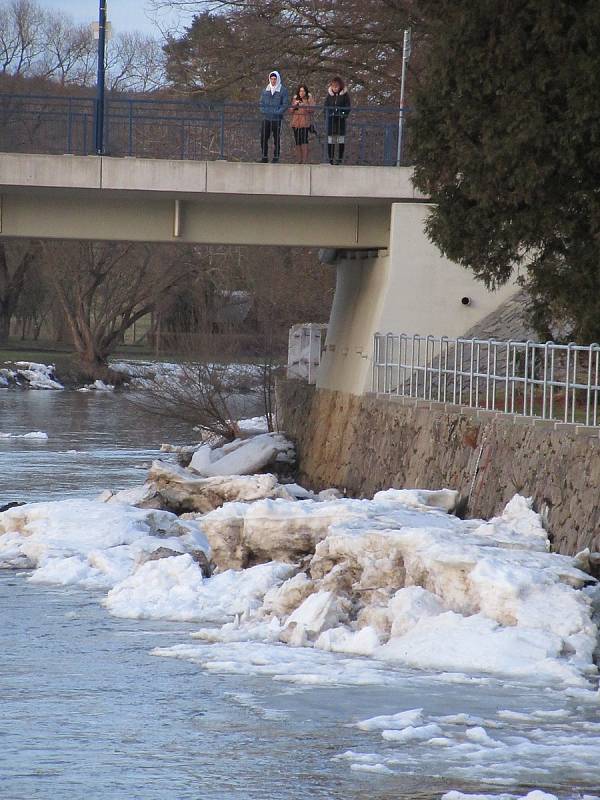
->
[373,333,600,427]
[0,93,410,166]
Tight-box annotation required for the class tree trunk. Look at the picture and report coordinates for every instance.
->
[0,308,11,345]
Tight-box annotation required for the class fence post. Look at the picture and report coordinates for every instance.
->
[523,341,530,416]
[372,334,378,393]
[218,105,226,160]
[542,342,549,420]
[571,345,578,423]
[128,100,133,156]
[67,97,73,153]
[83,113,88,154]
[594,345,600,426]
[585,343,596,426]
[564,344,572,422]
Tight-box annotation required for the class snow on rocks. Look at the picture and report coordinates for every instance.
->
[236,416,270,434]
[102,429,297,518]
[0,361,64,390]
[2,454,599,689]
[198,497,367,570]
[159,491,597,687]
[0,499,209,589]
[280,589,350,647]
[93,446,600,688]
[104,557,295,623]
[146,460,294,514]
[78,379,115,392]
[189,432,295,477]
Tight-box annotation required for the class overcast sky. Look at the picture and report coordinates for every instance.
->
[36,1,188,37]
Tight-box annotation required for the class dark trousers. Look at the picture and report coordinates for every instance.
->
[261,119,281,160]
[327,143,345,164]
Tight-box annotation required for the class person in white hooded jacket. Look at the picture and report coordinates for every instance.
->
[259,70,289,162]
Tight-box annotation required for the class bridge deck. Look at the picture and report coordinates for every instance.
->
[0,153,426,247]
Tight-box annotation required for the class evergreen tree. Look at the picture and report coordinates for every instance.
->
[411,1,600,342]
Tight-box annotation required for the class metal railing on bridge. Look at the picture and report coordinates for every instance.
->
[0,92,410,166]
[373,333,600,428]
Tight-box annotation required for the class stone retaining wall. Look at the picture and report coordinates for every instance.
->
[276,378,600,555]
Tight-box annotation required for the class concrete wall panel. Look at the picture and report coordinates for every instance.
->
[309,165,422,199]
[207,161,311,196]
[0,153,100,189]
[101,156,207,193]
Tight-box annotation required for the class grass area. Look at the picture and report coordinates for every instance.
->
[0,338,285,368]
[0,338,160,364]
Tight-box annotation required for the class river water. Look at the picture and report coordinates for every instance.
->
[1,391,599,799]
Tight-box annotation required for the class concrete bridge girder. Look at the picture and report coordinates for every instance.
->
[0,153,421,248]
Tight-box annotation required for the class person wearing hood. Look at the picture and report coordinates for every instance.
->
[324,76,351,164]
[259,70,289,163]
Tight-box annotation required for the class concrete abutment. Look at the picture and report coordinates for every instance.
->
[317,202,519,394]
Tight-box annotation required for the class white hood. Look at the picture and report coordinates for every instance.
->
[266,70,282,94]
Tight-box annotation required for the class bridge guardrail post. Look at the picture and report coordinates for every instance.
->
[218,105,226,160]
[67,97,73,154]
[128,100,134,156]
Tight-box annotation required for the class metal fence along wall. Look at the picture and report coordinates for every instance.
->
[0,93,409,166]
[373,333,600,427]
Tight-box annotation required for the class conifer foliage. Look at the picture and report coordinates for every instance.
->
[411,1,600,342]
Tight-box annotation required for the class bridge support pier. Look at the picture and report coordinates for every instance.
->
[317,202,519,395]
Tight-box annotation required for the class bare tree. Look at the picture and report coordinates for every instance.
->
[0,0,45,76]
[106,32,166,93]
[0,239,39,343]
[13,256,50,340]
[0,0,166,89]
[40,240,200,380]
[37,12,95,86]
[159,0,417,102]
[130,326,262,440]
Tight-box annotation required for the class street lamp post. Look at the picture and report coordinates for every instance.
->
[94,0,107,155]
[396,28,412,166]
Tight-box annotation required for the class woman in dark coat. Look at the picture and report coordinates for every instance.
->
[324,76,351,164]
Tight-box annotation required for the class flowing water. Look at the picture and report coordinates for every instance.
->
[1,391,599,799]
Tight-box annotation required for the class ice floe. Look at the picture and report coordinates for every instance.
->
[0,499,209,587]
[0,431,48,439]
[0,361,63,390]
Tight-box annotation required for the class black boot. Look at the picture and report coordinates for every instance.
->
[335,144,345,165]
[328,144,335,164]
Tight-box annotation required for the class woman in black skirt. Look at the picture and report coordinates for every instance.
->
[324,76,351,164]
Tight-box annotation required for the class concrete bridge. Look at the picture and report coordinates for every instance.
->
[0,152,517,393]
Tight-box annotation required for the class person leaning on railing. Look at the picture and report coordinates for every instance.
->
[289,84,315,164]
[259,70,289,163]
[324,76,351,164]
